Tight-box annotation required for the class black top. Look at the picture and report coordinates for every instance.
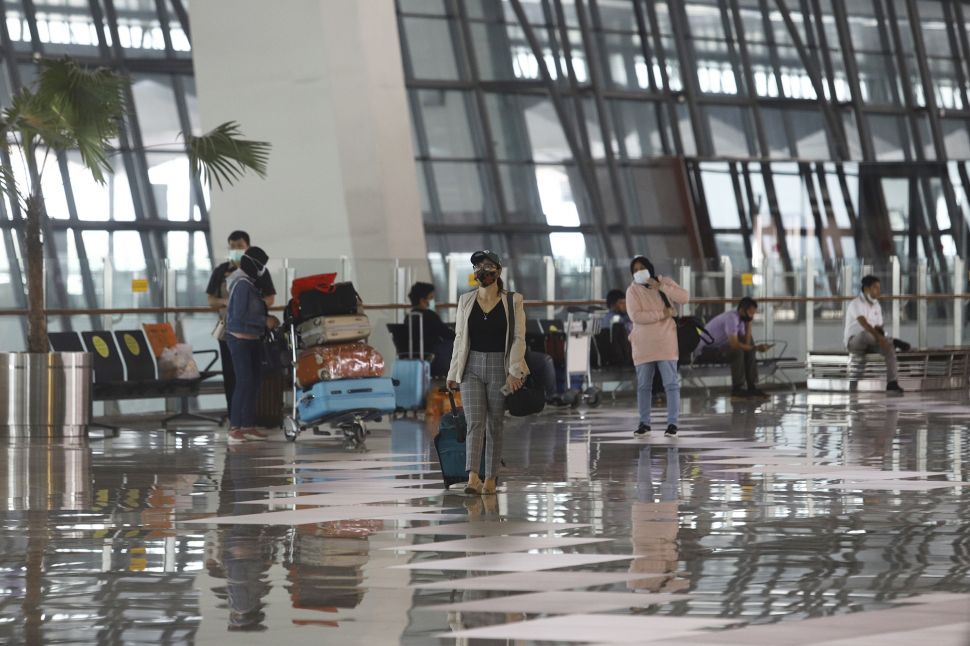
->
[408,308,456,354]
[469,299,507,353]
[206,261,276,298]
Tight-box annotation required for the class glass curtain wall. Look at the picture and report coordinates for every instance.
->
[0,0,206,331]
[397,0,970,286]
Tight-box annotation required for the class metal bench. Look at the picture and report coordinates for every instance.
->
[807,348,970,391]
[681,340,800,388]
[49,327,221,433]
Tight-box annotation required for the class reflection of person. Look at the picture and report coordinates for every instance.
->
[601,289,632,334]
[627,256,689,437]
[216,445,276,632]
[844,275,903,394]
[695,297,770,399]
[206,230,277,415]
[407,281,456,377]
[447,251,529,495]
[628,446,688,594]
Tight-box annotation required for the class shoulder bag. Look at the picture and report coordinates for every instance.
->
[503,291,546,417]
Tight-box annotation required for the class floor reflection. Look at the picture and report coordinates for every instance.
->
[1,391,969,644]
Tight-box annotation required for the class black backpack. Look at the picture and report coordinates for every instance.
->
[659,290,714,366]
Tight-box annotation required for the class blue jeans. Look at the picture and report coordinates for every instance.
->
[227,335,261,429]
[635,360,680,427]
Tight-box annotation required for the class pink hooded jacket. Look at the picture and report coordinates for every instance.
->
[625,277,690,365]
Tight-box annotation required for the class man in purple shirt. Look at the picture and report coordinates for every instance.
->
[694,297,771,398]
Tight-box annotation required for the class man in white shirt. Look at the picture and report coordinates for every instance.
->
[844,275,903,394]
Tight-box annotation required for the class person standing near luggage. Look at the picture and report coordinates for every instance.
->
[206,230,277,417]
[447,251,528,495]
[627,256,689,437]
[407,281,456,377]
[694,297,771,399]
[225,247,279,443]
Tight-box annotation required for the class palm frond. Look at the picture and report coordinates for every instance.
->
[35,57,128,183]
[0,164,23,208]
[3,88,73,159]
[186,121,270,190]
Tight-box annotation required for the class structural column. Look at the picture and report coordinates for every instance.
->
[189,0,428,273]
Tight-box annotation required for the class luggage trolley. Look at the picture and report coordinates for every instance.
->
[560,306,606,409]
[281,320,385,446]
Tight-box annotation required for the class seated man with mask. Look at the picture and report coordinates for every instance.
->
[407,282,456,377]
[694,297,771,399]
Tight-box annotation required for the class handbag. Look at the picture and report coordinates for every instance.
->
[658,289,713,365]
[503,291,545,416]
[211,318,226,341]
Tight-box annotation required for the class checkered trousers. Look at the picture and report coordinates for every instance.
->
[460,351,507,478]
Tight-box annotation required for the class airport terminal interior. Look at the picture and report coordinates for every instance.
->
[2,1,970,644]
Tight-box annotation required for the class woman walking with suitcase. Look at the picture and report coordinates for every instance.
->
[627,255,689,438]
[447,251,529,495]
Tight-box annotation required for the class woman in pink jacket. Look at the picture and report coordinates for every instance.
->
[625,256,689,437]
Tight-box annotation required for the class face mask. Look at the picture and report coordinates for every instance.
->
[427,299,436,310]
[633,269,652,285]
[228,249,244,265]
[740,314,753,323]
[475,269,497,286]
[864,292,878,304]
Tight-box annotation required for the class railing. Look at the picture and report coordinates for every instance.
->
[6,253,969,358]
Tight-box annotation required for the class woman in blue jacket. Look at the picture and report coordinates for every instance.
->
[225,247,278,442]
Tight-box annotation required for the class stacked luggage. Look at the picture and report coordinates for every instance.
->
[289,274,396,425]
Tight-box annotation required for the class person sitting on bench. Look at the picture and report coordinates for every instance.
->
[694,297,771,399]
[845,275,904,394]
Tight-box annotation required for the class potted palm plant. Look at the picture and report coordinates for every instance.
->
[0,57,269,433]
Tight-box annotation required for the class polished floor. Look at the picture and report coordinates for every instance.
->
[2,391,970,644]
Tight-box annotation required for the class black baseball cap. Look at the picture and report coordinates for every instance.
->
[470,250,501,267]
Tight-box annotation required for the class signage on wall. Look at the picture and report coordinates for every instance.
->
[131,279,149,293]
[741,273,754,286]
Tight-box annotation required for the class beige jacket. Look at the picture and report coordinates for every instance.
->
[626,278,690,365]
[447,290,529,384]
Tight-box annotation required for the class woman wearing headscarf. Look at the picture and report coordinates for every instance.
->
[626,256,689,437]
[225,247,278,443]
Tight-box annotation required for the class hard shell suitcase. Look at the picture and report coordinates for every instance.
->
[297,377,396,425]
[299,282,359,319]
[298,314,371,346]
[392,359,430,411]
[392,312,430,411]
[296,342,385,388]
[433,390,484,487]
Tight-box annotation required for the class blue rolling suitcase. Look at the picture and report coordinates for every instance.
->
[297,377,396,424]
[392,312,431,411]
[433,390,485,487]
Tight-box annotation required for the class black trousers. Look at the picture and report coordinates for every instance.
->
[219,338,235,413]
[697,346,758,390]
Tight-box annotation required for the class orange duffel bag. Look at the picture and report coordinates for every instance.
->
[296,342,385,388]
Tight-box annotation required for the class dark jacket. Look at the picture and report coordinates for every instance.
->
[409,308,456,355]
[226,270,267,337]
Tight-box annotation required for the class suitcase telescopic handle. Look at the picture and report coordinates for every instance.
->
[442,386,460,418]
